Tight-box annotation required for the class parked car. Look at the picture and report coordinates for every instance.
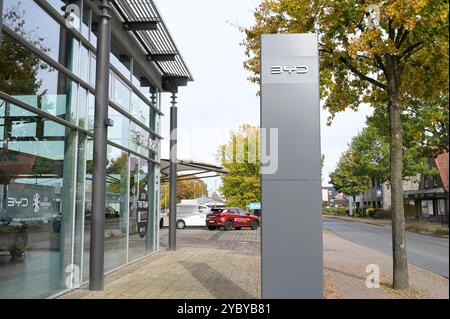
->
[175,204,211,229]
[52,211,93,233]
[0,209,28,258]
[206,207,259,231]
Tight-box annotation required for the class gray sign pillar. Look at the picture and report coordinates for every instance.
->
[261,33,323,299]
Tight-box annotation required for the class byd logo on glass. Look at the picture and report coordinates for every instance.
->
[7,198,29,208]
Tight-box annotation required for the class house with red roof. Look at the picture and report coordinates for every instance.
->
[404,152,449,224]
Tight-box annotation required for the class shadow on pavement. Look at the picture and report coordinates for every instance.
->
[179,260,253,299]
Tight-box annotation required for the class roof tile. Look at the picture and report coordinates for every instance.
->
[435,152,449,192]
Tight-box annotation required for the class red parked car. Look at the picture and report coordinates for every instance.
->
[206,207,259,231]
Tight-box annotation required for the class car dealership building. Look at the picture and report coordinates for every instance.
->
[0,0,192,298]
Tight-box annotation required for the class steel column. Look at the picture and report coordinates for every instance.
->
[168,92,178,251]
[89,0,111,291]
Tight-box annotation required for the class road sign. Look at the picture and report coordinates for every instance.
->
[247,202,261,210]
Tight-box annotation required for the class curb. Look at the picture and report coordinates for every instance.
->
[323,215,449,239]
[323,215,390,228]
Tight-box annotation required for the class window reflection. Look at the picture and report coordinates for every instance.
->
[0,101,75,298]
[111,52,131,81]
[87,93,95,131]
[131,93,151,127]
[81,1,91,40]
[113,76,131,111]
[82,136,93,282]
[104,146,128,272]
[128,157,151,261]
[2,0,79,74]
[130,122,152,158]
[80,45,89,83]
[2,0,61,62]
[78,87,87,129]
[90,55,96,87]
[0,34,77,123]
[108,107,130,148]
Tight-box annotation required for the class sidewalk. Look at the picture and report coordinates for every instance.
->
[58,228,448,299]
[324,230,449,299]
[60,229,261,299]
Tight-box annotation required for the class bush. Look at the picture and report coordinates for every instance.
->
[434,227,449,236]
[405,222,449,236]
[335,207,348,216]
[373,209,391,219]
[366,208,376,218]
[322,207,349,216]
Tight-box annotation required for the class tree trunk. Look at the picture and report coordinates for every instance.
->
[386,56,409,290]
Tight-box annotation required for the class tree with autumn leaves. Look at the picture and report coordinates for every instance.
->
[330,124,439,209]
[0,2,51,96]
[330,149,372,207]
[160,178,208,210]
[242,0,448,290]
[218,125,260,209]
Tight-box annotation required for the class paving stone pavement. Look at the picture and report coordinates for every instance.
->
[59,227,448,299]
[59,228,261,299]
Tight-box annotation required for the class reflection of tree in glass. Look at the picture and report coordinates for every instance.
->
[30,155,54,175]
[107,152,128,194]
[1,2,53,144]
[0,2,51,96]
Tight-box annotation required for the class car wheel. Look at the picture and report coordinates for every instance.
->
[176,219,185,230]
[224,220,234,231]
[251,220,259,230]
[208,226,216,231]
[235,227,242,230]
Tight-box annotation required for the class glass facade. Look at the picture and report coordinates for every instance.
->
[0,0,161,298]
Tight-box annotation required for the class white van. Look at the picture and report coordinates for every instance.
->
[175,204,211,229]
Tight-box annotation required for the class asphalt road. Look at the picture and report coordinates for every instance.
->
[323,217,449,278]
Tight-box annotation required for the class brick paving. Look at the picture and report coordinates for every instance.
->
[59,228,261,299]
[59,227,448,299]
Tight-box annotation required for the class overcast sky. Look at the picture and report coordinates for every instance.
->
[156,0,373,194]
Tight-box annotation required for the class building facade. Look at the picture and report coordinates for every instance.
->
[353,178,419,214]
[404,152,449,224]
[0,0,191,298]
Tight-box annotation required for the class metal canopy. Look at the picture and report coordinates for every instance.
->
[111,0,193,85]
[160,159,227,182]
